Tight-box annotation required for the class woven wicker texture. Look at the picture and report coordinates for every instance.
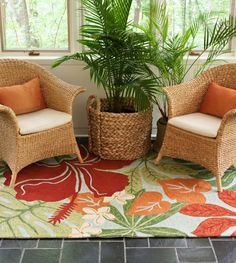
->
[155,63,236,192]
[87,95,152,160]
[0,59,86,187]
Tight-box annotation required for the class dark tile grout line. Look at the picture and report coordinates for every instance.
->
[19,248,25,263]
[98,241,101,263]
[36,239,39,248]
[123,241,127,263]
[184,238,188,248]
[58,239,64,263]
[209,238,219,263]
[126,246,193,249]
[0,247,61,250]
[174,248,180,263]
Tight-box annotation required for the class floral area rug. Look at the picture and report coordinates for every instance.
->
[0,144,236,238]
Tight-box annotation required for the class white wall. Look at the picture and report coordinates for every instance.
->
[2,56,235,137]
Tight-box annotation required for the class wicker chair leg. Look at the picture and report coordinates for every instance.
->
[154,151,163,165]
[215,171,223,192]
[9,172,18,188]
[76,147,83,163]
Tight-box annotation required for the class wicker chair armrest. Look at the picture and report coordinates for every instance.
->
[40,73,86,114]
[0,105,19,134]
[165,75,211,118]
[217,109,236,139]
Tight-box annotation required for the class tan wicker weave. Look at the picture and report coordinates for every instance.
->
[87,95,152,160]
[155,63,236,192]
[0,59,86,188]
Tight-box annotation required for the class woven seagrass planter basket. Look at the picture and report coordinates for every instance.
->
[87,95,152,160]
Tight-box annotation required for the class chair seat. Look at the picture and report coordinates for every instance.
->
[16,108,72,135]
[168,112,222,138]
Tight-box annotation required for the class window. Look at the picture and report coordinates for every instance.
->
[166,0,232,49]
[0,0,234,54]
[0,0,69,52]
[130,0,151,25]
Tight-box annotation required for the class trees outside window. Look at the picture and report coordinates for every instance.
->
[0,0,69,51]
[166,0,231,48]
[0,0,233,53]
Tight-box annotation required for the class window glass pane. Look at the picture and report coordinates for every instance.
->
[166,0,231,48]
[2,0,69,50]
[130,0,150,26]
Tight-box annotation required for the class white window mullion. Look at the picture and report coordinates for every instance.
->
[230,0,236,56]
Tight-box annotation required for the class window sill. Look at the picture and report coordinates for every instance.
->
[0,55,81,66]
[1,54,236,65]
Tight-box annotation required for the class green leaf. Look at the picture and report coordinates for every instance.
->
[189,170,214,180]
[125,168,143,194]
[140,227,187,237]
[99,228,131,237]
[0,187,83,238]
[136,202,186,228]
[213,168,236,187]
[54,155,74,163]
[141,164,170,186]
[123,190,144,226]
[109,206,130,228]
[0,163,7,176]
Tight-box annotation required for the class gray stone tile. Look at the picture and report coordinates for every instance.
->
[0,249,22,263]
[61,241,99,263]
[126,248,178,263]
[22,249,60,263]
[125,238,148,247]
[177,248,216,262]
[212,240,236,263]
[210,237,235,241]
[101,242,124,263]
[0,239,37,248]
[186,238,211,248]
[38,239,62,248]
[149,238,186,248]
[88,238,123,242]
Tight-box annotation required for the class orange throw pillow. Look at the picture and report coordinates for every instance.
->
[199,81,236,118]
[0,77,46,115]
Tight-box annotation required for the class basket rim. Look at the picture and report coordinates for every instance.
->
[89,97,153,116]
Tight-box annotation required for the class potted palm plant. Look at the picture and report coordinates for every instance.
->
[53,0,159,160]
[140,2,236,151]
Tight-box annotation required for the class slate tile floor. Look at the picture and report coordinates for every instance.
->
[0,238,235,263]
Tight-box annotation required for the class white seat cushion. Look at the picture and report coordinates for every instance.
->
[17,108,72,135]
[168,112,222,138]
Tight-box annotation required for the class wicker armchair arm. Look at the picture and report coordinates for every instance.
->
[40,73,86,114]
[0,105,19,135]
[165,75,210,118]
[217,109,236,139]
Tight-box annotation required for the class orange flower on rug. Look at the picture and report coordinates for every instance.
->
[127,192,171,216]
[159,178,211,203]
[0,145,236,238]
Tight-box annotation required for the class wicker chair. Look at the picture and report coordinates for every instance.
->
[155,64,236,192]
[0,59,85,188]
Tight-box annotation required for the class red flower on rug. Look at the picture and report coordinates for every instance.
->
[179,190,236,236]
[3,145,132,202]
[192,218,236,236]
[159,178,211,203]
[127,192,171,216]
[218,190,236,208]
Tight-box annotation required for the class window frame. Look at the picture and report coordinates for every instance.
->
[0,0,80,56]
[0,0,235,56]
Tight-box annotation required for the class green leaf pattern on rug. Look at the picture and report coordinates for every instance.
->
[99,190,186,237]
[0,188,83,238]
